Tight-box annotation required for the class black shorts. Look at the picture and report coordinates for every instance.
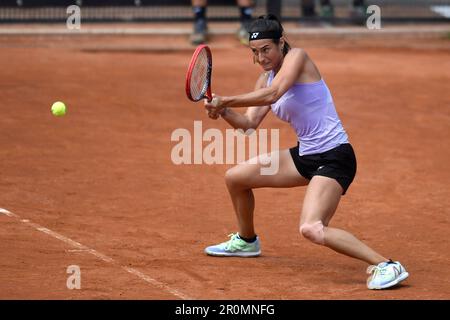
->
[289,143,357,195]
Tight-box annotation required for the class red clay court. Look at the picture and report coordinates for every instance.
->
[0,21,449,299]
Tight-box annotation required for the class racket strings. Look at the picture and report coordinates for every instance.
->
[190,49,209,100]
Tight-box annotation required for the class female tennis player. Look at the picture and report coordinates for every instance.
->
[203,14,409,290]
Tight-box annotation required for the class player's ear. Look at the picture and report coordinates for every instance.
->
[279,38,285,52]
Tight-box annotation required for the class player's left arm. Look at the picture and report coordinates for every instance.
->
[212,48,306,109]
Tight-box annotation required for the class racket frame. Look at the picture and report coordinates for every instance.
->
[185,44,213,102]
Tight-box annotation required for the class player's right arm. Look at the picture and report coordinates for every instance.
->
[206,72,271,131]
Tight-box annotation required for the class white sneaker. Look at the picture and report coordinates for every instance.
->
[367,260,409,290]
[205,233,261,257]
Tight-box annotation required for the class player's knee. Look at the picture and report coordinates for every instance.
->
[300,221,325,245]
[225,167,244,189]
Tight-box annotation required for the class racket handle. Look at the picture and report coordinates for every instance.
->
[206,86,213,102]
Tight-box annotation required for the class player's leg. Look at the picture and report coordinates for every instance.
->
[299,175,387,265]
[204,149,308,257]
[300,176,409,289]
[191,0,208,45]
[225,149,309,239]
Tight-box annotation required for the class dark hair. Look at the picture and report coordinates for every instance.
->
[248,14,291,56]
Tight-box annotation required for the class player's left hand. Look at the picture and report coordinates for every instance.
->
[205,105,220,119]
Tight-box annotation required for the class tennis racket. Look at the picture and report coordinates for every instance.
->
[185,44,213,102]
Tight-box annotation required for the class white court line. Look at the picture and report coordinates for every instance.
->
[0,207,192,300]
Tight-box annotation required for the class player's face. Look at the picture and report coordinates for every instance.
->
[250,39,284,71]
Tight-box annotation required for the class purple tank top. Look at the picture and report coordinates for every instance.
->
[267,71,349,156]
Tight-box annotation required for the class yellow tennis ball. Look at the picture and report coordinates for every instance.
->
[51,101,66,117]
